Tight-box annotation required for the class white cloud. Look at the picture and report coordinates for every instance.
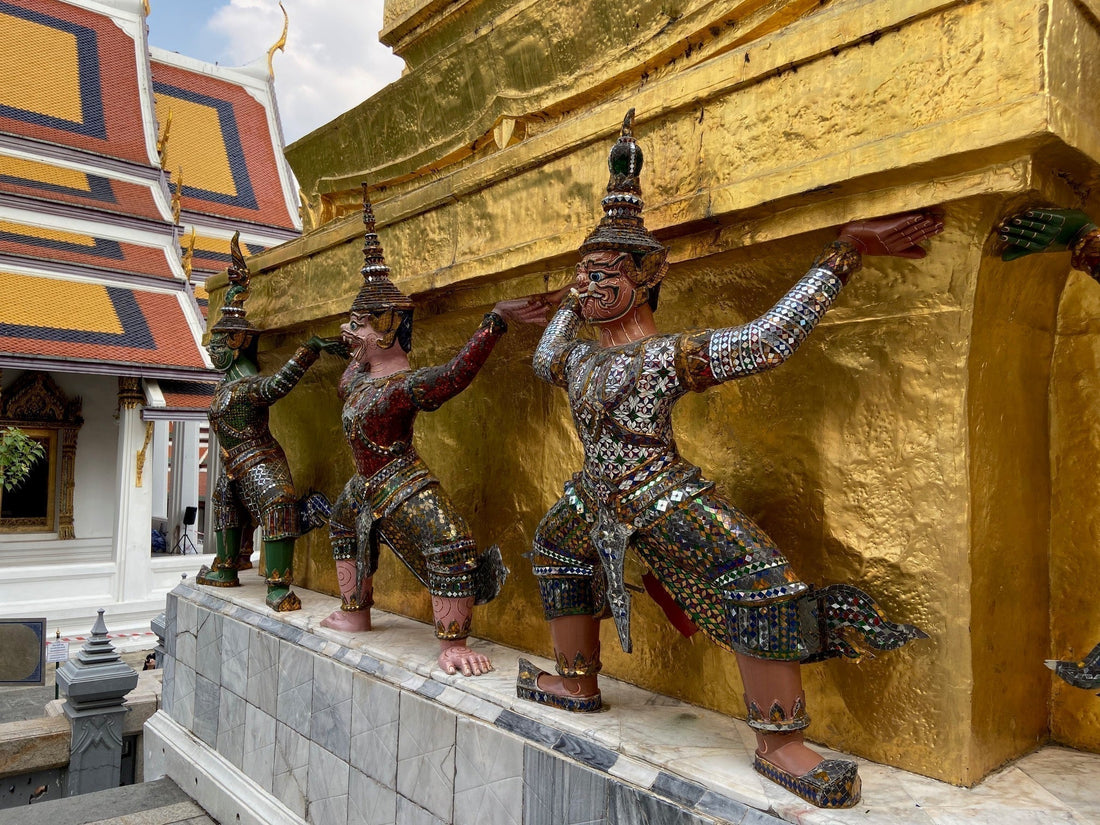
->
[206,0,405,143]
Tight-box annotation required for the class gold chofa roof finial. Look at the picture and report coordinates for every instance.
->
[157,108,172,168]
[172,167,183,225]
[143,0,150,16]
[181,227,196,281]
[267,2,289,78]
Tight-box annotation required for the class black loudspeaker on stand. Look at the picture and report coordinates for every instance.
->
[172,506,199,554]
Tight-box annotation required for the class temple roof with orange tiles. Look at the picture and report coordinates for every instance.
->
[0,0,160,166]
[0,267,209,379]
[152,53,301,239]
[0,0,302,381]
[143,377,216,421]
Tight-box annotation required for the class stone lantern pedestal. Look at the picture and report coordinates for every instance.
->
[57,609,139,797]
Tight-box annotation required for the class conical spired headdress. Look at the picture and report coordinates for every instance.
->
[210,231,254,335]
[351,183,413,315]
[580,109,668,286]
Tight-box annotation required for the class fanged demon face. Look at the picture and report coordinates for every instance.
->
[574,251,645,323]
[207,330,252,372]
[341,309,405,359]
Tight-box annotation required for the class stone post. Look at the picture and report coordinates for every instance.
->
[203,430,221,551]
[57,609,139,797]
[150,611,166,668]
[151,420,170,523]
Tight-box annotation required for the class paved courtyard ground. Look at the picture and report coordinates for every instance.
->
[0,648,154,725]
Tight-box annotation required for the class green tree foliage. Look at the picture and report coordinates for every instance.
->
[0,427,45,492]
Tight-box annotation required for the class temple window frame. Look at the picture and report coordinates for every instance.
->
[0,372,83,539]
[0,426,58,533]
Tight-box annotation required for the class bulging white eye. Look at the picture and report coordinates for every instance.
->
[349,321,359,331]
[591,272,603,282]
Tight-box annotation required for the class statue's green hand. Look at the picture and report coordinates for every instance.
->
[327,340,351,359]
[305,335,349,357]
[1000,208,1096,261]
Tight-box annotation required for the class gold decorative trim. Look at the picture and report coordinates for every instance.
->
[171,168,183,226]
[265,568,294,586]
[274,591,302,612]
[118,377,142,410]
[157,108,172,169]
[182,227,196,281]
[2,516,50,528]
[3,373,81,423]
[58,429,78,539]
[267,2,289,79]
[135,422,154,488]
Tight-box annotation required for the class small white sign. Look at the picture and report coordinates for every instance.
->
[45,640,69,663]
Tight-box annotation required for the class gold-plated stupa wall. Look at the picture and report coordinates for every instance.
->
[209,0,1100,785]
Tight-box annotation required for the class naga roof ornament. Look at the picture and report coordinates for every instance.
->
[267,3,289,79]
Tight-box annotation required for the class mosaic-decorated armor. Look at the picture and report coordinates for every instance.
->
[1047,643,1100,695]
[210,346,318,542]
[197,233,340,611]
[329,311,510,618]
[518,110,940,808]
[321,186,544,677]
[531,247,902,659]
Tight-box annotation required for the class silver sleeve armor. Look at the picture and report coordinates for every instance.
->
[533,299,585,386]
[707,267,845,383]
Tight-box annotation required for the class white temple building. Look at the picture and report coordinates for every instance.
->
[0,0,301,640]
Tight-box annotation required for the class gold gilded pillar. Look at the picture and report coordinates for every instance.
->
[207,0,1100,784]
[1051,271,1100,754]
[58,428,78,540]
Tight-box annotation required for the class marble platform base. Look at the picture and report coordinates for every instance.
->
[145,712,305,825]
[146,580,1100,825]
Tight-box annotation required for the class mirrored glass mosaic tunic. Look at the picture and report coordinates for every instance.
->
[531,264,847,659]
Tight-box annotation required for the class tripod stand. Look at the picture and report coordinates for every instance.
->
[172,524,198,554]
[172,506,199,554]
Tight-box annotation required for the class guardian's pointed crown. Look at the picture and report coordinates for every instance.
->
[210,232,254,336]
[351,183,413,315]
[579,109,668,286]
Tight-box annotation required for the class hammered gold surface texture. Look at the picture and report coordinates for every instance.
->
[204,0,1100,785]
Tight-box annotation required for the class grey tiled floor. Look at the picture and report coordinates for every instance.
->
[0,778,215,825]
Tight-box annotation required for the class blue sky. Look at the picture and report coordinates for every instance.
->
[146,0,227,64]
[145,1,404,143]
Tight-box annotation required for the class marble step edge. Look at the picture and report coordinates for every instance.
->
[168,581,787,824]
[145,711,305,825]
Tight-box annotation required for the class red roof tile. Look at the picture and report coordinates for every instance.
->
[0,154,166,221]
[159,379,215,410]
[0,270,207,372]
[152,60,295,230]
[0,0,153,165]
[0,220,176,279]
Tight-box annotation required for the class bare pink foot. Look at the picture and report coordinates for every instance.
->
[320,608,372,632]
[534,672,599,699]
[438,643,492,677]
[757,735,825,776]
